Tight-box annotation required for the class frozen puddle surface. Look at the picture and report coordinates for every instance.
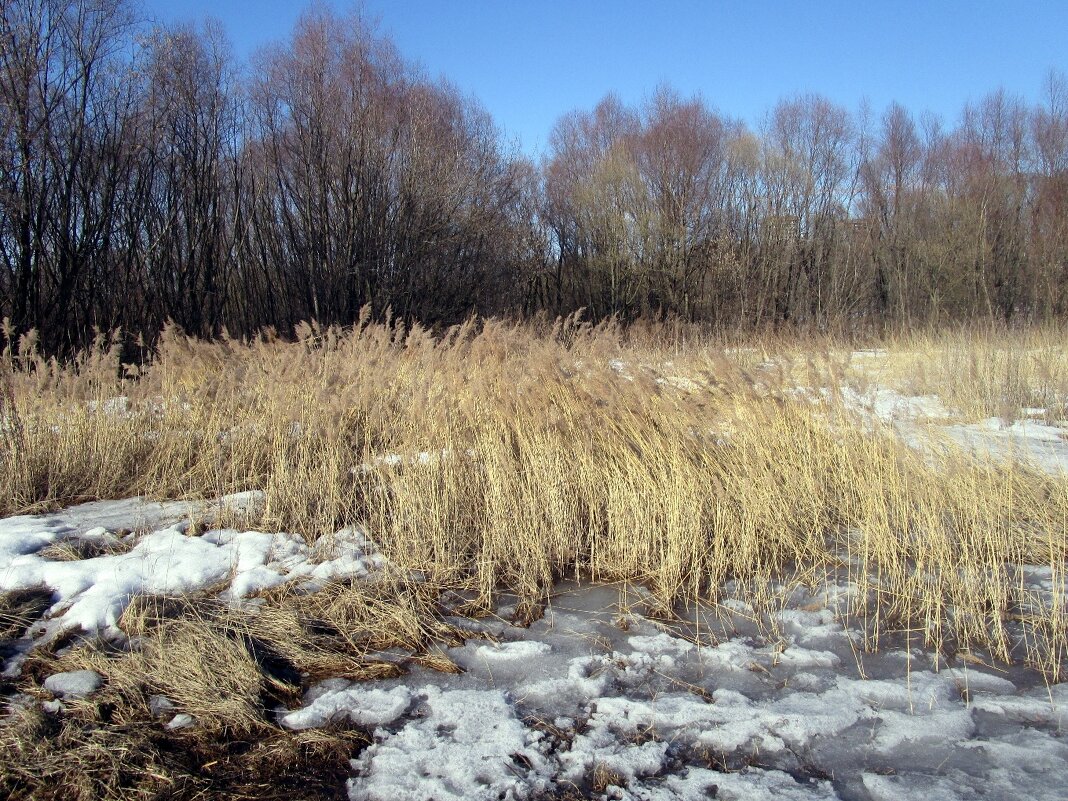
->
[285,585,1068,801]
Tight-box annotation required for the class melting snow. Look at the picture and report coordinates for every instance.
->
[3,490,1068,799]
[346,686,551,801]
[0,494,380,676]
[268,584,1068,800]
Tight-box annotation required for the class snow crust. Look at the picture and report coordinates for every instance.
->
[346,687,551,801]
[259,582,1068,800]
[0,494,380,675]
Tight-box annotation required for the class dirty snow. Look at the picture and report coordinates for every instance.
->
[265,583,1068,801]
[42,669,102,698]
[2,478,1068,796]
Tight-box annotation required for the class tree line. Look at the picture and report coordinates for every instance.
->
[2,0,1067,354]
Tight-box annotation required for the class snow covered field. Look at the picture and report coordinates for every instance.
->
[837,384,1068,475]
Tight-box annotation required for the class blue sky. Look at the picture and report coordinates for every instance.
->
[141,1,1068,157]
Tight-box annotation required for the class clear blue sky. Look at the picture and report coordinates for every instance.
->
[140,1,1068,157]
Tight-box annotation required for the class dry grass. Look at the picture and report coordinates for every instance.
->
[1,315,1065,678]
[2,315,1068,797]
[0,588,52,643]
[0,316,1066,676]
[849,323,1068,423]
[0,696,363,801]
[0,574,468,800]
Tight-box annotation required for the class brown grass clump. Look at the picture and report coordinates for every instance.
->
[590,762,627,793]
[0,697,362,801]
[0,588,52,644]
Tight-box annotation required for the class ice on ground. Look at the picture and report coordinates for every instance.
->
[839,385,951,423]
[863,772,968,801]
[945,417,1068,475]
[281,684,413,731]
[971,417,1066,442]
[623,766,840,801]
[512,653,615,711]
[939,667,1017,695]
[472,640,552,661]
[295,584,1068,800]
[864,727,1068,801]
[872,707,976,751]
[0,493,263,560]
[347,687,550,801]
[624,632,691,652]
[5,497,1068,800]
[837,383,1068,473]
[771,644,840,668]
[970,683,1068,728]
[42,669,102,698]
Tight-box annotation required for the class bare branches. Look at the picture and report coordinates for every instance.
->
[1,2,1068,350]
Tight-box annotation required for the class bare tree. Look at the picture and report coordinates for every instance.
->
[0,0,140,352]
[134,19,240,338]
[237,7,523,332]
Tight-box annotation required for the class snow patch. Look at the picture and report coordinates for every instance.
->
[281,684,413,731]
[347,687,549,801]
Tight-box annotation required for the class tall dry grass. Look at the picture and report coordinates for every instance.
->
[850,323,1068,423]
[0,315,1066,681]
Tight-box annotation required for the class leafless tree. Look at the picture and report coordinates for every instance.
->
[3,1,1068,350]
[0,0,140,351]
